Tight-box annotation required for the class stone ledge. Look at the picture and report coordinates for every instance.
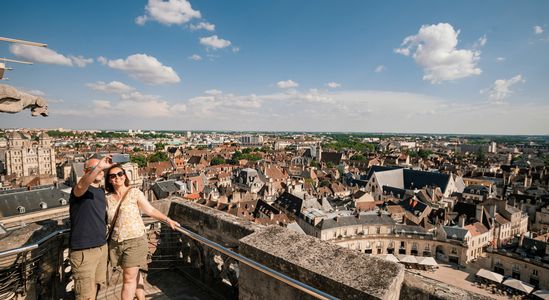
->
[239,226,404,300]
[167,197,262,247]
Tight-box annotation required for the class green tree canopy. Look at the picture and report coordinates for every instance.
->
[148,151,168,163]
[131,154,147,168]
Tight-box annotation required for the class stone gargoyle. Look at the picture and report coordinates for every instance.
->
[0,84,48,117]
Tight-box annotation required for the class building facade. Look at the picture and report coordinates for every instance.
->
[4,132,56,178]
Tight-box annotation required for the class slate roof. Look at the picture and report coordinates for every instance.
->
[317,214,395,230]
[399,198,429,215]
[382,186,408,200]
[320,152,343,165]
[394,224,431,236]
[522,236,547,257]
[273,192,303,216]
[0,186,70,218]
[187,156,203,165]
[254,199,281,218]
[453,202,477,221]
[443,226,469,241]
[403,169,450,192]
[365,166,402,180]
[369,167,453,194]
[464,185,489,195]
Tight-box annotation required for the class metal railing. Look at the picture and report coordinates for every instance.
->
[0,225,338,300]
[0,228,69,258]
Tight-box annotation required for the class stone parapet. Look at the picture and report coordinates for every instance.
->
[239,226,404,300]
[167,197,262,247]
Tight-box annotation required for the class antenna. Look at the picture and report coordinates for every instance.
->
[0,58,33,65]
[0,37,47,47]
[0,37,45,79]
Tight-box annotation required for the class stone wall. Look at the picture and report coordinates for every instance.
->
[239,226,404,300]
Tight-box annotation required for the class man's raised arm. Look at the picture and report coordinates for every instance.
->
[73,156,113,197]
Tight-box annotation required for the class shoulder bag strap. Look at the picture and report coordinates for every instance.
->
[107,188,133,242]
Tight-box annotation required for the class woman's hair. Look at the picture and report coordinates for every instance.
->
[104,164,130,193]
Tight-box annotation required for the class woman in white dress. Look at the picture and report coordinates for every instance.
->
[105,164,179,300]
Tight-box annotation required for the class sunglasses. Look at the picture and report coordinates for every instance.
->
[108,171,125,180]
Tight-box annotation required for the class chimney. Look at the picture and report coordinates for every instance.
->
[459,214,466,227]
[488,204,496,219]
[270,213,274,220]
[475,205,483,224]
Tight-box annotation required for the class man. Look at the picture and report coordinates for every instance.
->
[69,156,113,300]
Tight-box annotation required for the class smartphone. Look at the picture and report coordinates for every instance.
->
[111,154,130,163]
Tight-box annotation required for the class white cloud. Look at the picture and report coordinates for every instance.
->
[481,75,525,102]
[189,22,215,31]
[71,56,94,67]
[61,89,186,118]
[394,23,481,83]
[534,25,544,34]
[375,65,385,73]
[188,91,261,117]
[188,54,202,61]
[93,100,112,110]
[10,44,93,67]
[102,54,181,85]
[205,89,222,95]
[326,82,341,88]
[232,47,240,53]
[276,80,299,89]
[97,56,108,65]
[496,57,506,62]
[199,35,231,49]
[475,34,487,47]
[22,89,46,96]
[87,81,135,94]
[120,91,161,102]
[136,0,201,26]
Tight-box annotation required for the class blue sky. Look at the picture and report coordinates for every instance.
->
[1,0,548,134]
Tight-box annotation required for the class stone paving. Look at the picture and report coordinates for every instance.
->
[416,263,510,300]
[97,268,215,300]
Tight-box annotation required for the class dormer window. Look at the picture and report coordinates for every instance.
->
[39,202,48,209]
[17,206,26,214]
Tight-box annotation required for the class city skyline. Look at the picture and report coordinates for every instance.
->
[1,0,549,134]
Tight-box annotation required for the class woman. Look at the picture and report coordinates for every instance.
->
[105,164,179,300]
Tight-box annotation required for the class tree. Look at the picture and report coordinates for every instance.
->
[131,154,147,168]
[476,149,486,164]
[148,151,168,163]
[211,156,226,166]
[350,154,367,162]
[155,142,165,151]
[133,147,142,152]
[417,149,432,159]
